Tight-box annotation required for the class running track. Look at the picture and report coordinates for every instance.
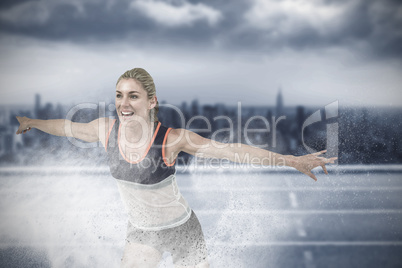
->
[0,165,401,267]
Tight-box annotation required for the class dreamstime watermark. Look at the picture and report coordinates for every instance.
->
[64,100,339,168]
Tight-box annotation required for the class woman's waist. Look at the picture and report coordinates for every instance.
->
[111,167,175,185]
[126,204,192,231]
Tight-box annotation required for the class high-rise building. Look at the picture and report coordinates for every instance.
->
[35,94,41,118]
[276,87,283,116]
[191,99,200,117]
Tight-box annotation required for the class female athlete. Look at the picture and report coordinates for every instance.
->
[16,68,337,267]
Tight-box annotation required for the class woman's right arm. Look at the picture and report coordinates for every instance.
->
[15,116,110,143]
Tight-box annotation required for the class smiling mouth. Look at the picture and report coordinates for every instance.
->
[121,111,134,117]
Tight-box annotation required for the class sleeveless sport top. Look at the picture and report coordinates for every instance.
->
[105,119,191,231]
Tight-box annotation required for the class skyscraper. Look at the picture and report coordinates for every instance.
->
[276,87,283,116]
[35,94,41,118]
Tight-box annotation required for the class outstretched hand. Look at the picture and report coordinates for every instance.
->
[291,150,337,181]
[15,116,32,135]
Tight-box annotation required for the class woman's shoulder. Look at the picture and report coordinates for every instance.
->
[165,127,187,139]
[164,128,188,147]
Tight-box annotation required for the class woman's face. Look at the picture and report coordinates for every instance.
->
[115,78,156,122]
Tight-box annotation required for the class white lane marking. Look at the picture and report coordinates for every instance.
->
[286,177,312,267]
[296,219,307,237]
[180,187,402,192]
[1,241,402,248]
[2,186,402,194]
[209,241,402,247]
[3,209,402,216]
[304,251,315,268]
[0,239,402,249]
[287,191,307,238]
[195,209,402,215]
[289,192,299,208]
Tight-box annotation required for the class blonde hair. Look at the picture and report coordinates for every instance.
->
[116,68,159,122]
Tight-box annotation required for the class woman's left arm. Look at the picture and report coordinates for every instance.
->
[168,129,337,181]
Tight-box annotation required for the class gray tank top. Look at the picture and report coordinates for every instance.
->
[105,120,191,230]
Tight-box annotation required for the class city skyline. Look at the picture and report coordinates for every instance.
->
[1,88,401,166]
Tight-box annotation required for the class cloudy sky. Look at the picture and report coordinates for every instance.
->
[0,0,401,108]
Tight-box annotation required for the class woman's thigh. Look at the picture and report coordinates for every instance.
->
[121,241,162,268]
[170,212,209,267]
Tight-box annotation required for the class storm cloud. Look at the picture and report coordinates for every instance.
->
[1,0,401,108]
[0,0,401,59]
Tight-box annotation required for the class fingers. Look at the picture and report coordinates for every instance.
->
[312,150,338,163]
[307,171,317,181]
[299,150,337,181]
[321,164,328,175]
[329,157,338,163]
[16,127,23,135]
[312,150,327,156]
[22,127,31,134]
[16,127,31,135]
[321,157,337,165]
[317,155,337,164]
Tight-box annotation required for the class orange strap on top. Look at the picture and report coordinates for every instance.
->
[105,119,117,152]
[162,128,176,167]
